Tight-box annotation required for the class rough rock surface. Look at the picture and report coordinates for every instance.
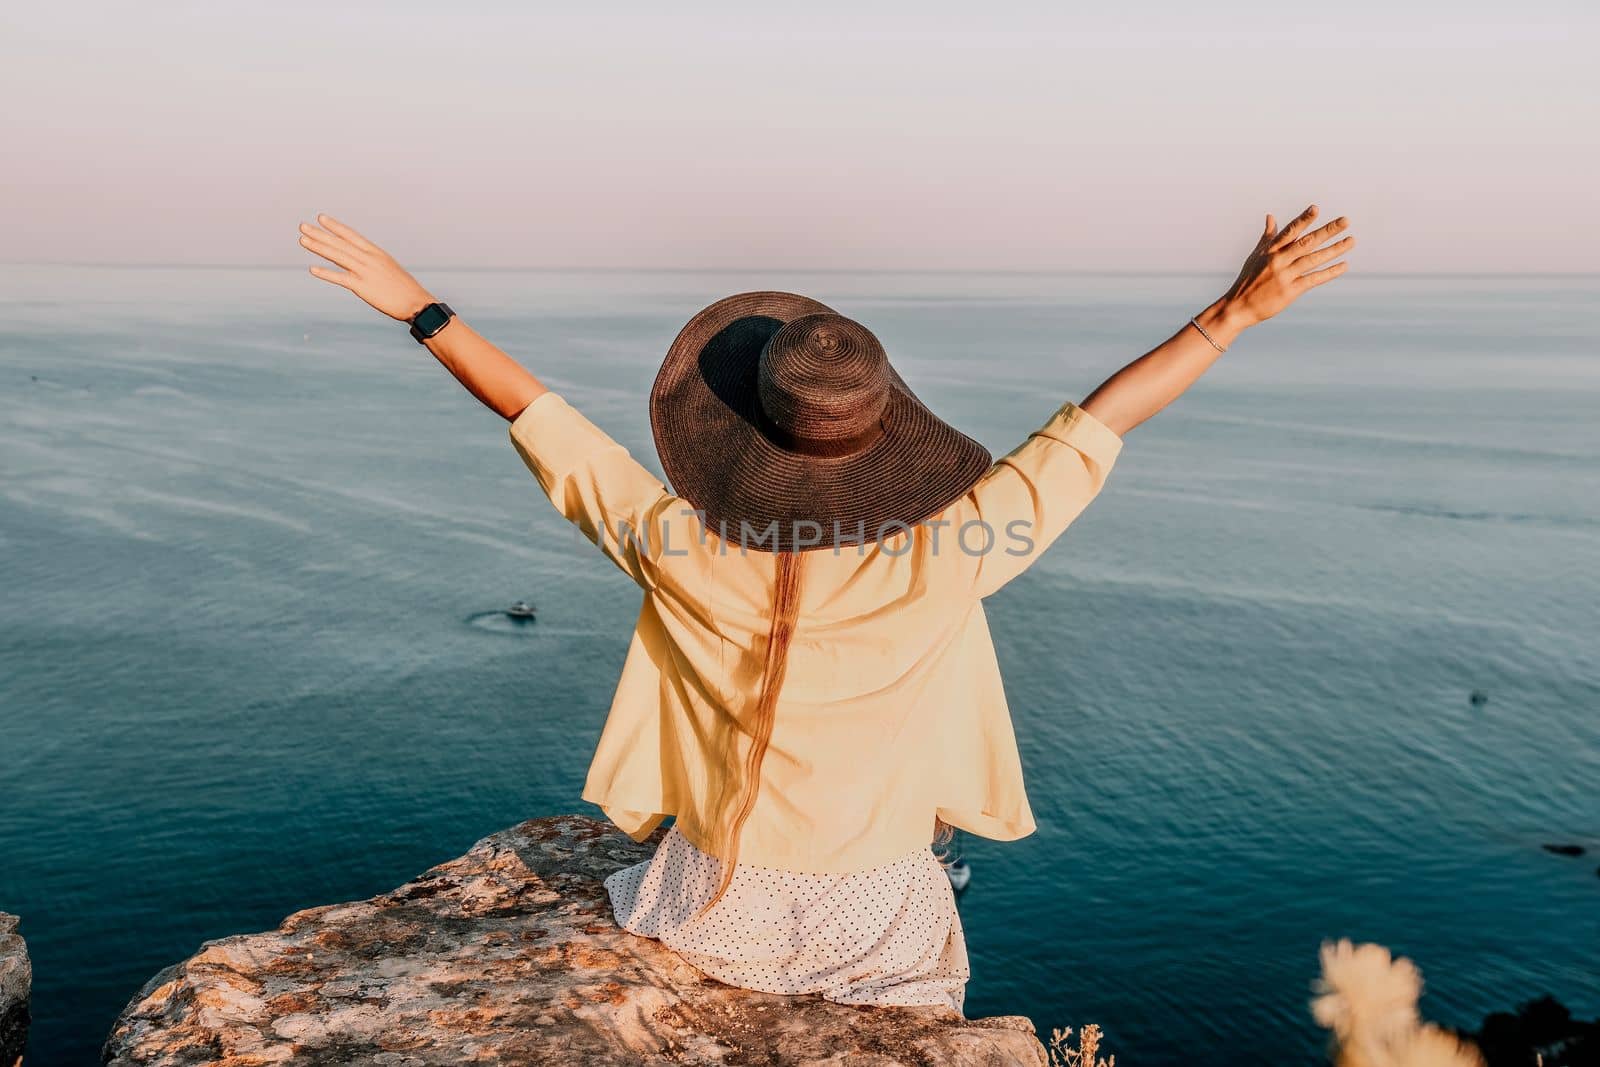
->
[1,913,29,1067]
[104,816,1045,1065]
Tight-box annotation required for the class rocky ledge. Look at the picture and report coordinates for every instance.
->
[1,913,29,1067]
[105,816,1045,1065]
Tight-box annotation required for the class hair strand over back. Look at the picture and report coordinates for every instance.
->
[695,549,804,917]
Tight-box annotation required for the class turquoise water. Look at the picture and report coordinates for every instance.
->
[1,266,1596,1064]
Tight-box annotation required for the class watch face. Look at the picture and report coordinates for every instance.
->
[413,303,451,336]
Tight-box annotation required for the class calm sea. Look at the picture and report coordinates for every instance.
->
[2,266,1596,1065]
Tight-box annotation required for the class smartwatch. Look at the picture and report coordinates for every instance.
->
[408,301,455,344]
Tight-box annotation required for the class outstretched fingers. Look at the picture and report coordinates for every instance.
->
[1271,204,1319,251]
[298,231,358,270]
[1287,213,1355,280]
[1292,215,1349,250]
[1250,213,1277,253]
[316,213,381,254]
[298,220,363,256]
[1297,260,1350,289]
[308,265,354,289]
[1293,234,1355,272]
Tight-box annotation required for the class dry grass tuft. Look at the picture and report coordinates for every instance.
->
[1044,939,1494,1066]
[1311,939,1486,1067]
[1047,1023,1115,1067]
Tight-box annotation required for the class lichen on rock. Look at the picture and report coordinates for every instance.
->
[1,912,30,1067]
[103,816,1045,1065]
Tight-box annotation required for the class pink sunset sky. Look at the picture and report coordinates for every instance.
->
[3,2,1594,272]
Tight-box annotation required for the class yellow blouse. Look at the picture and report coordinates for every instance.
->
[508,391,1123,874]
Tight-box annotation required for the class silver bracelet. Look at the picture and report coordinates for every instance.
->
[1190,316,1226,353]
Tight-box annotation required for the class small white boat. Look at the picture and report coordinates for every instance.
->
[946,859,971,892]
[505,600,537,621]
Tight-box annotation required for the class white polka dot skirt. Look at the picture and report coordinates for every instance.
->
[604,824,970,1013]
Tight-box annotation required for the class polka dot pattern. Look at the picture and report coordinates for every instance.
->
[605,825,970,1013]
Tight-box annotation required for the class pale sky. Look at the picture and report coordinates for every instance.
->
[3,1,1595,272]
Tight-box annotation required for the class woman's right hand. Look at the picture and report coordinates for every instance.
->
[1217,205,1354,328]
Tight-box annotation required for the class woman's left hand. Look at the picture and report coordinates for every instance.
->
[298,214,435,322]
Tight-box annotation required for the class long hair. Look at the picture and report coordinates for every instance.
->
[695,548,804,917]
[931,816,955,861]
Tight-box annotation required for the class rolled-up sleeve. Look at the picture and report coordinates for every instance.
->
[967,400,1123,598]
[507,392,683,589]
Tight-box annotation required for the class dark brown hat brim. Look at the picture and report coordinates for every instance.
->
[650,291,994,552]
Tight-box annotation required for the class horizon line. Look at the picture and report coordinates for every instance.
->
[3,261,1598,279]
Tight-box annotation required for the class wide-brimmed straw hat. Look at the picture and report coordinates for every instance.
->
[650,291,993,552]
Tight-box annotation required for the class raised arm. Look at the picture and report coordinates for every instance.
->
[299,214,689,589]
[966,204,1353,597]
[297,213,546,420]
[1079,204,1354,436]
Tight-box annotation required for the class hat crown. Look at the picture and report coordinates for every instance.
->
[757,313,889,445]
